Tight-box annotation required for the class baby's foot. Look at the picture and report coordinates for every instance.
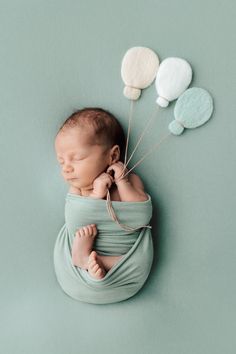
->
[72,224,97,269]
[88,251,106,280]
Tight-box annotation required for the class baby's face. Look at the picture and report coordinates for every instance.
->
[55,127,111,191]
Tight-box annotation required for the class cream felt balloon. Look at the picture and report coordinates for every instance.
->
[121,47,159,100]
[168,87,214,135]
[155,57,192,107]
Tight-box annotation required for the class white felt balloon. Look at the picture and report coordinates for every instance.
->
[121,47,159,100]
[155,57,192,107]
[168,87,214,135]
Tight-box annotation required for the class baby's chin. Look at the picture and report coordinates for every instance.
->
[67,179,80,187]
[67,179,93,190]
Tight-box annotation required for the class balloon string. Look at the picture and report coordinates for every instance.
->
[105,103,169,231]
[122,105,160,174]
[120,132,172,181]
[124,100,135,167]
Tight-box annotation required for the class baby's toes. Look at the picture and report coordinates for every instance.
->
[76,228,83,237]
[88,225,96,236]
[91,225,97,237]
[96,269,103,277]
[86,224,96,237]
[88,260,96,269]
[81,226,91,237]
[92,263,100,272]
[88,260,96,268]
[84,225,95,237]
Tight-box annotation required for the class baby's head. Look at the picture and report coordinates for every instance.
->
[54,107,126,192]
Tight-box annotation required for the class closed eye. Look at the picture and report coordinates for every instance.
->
[57,158,83,164]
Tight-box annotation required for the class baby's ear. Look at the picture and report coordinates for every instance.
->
[110,145,120,163]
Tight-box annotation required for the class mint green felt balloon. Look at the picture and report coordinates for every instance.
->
[168,87,214,135]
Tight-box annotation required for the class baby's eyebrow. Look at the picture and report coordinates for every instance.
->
[57,152,75,157]
[57,152,84,158]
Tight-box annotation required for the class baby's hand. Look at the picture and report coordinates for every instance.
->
[107,161,129,185]
[90,172,114,199]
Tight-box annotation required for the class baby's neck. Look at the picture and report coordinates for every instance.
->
[80,188,95,197]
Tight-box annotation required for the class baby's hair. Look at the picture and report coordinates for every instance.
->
[57,107,126,162]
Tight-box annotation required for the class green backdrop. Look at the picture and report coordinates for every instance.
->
[1,0,235,353]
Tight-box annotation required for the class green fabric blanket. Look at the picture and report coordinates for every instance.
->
[53,192,153,304]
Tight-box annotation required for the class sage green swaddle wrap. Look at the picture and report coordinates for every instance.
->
[54,192,153,304]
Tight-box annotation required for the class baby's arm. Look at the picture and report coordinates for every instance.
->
[116,173,148,202]
[107,161,148,202]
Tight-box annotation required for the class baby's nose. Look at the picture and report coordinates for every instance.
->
[63,164,73,173]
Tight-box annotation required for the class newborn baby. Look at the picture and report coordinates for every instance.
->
[55,107,148,280]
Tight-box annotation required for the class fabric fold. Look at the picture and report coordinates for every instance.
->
[53,193,153,304]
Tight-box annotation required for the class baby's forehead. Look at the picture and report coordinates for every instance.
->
[55,127,108,154]
[56,126,92,142]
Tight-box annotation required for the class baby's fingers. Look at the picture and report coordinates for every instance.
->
[106,176,113,188]
[102,175,112,189]
[106,166,113,174]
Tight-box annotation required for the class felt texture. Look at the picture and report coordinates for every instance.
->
[155,57,192,107]
[168,87,214,135]
[54,193,153,304]
[121,46,159,100]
